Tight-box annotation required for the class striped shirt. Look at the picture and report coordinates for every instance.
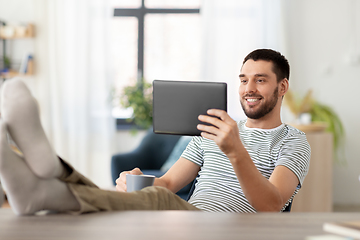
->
[181,120,311,212]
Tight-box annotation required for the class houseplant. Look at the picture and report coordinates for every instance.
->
[119,79,153,130]
[284,89,345,163]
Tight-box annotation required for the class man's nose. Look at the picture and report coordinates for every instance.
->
[245,81,257,93]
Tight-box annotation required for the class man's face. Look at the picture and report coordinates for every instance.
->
[239,60,281,120]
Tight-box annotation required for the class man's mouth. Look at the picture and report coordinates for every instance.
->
[243,95,263,107]
[246,98,261,103]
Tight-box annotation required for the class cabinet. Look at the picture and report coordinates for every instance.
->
[291,132,333,212]
[0,22,35,79]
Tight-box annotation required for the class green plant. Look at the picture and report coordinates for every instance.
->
[120,79,153,129]
[3,56,11,69]
[310,101,345,163]
[284,90,345,163]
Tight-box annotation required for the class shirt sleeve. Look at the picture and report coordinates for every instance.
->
[275,132,311,187]
[181,136,204,167]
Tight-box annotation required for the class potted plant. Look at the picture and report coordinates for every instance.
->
[284,89,345,163]
[119,79,153,130]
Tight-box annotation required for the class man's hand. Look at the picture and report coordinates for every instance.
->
[197,109,243,159]
[115,168,143,192]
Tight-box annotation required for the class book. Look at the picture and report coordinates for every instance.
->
[323,221,360,239]
[19,53,33,74]
[306,234,354,240]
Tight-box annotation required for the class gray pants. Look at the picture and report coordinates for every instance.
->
[59,159,200,214]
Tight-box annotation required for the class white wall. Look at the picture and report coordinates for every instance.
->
[283,0,360,205]
[2,0,360,205]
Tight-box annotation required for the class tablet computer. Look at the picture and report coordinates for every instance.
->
[153,80,227,136]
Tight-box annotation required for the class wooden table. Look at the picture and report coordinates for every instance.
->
[0,209,359,240]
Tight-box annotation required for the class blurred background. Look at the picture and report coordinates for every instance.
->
[0,0,359,210]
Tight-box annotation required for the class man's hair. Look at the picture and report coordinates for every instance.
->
[243,49,290,82]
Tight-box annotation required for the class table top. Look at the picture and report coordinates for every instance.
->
[1,208,359,240]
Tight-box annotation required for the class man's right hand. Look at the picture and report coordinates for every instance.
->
[115,167,143,192]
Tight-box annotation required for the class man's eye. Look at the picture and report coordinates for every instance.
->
[240,80,247,84]
[257,79,264,83]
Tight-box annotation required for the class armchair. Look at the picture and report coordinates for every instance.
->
[111,129,193,199]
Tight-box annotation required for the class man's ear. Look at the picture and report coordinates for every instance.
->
[279,78,289,97]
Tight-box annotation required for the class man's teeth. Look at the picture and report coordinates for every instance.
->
[247,99,259,102]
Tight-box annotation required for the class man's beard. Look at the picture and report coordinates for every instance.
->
[240,87,279,120]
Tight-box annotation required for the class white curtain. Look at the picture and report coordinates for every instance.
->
[33,0,116,187]
[200,0,287,121]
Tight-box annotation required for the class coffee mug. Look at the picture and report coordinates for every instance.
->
[126,174,155,192]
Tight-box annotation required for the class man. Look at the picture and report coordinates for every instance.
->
[117,49,310,212]
[0,49,310,215]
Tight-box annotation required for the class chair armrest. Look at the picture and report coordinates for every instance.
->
[111,129,181,185]
[111,149,150,184]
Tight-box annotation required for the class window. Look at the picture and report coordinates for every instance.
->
[109,0,201,121]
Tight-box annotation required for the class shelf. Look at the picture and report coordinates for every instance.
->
[0,23,35,39]
[0,70,33,79]
[0,57,34,78]
[0,55,34,79]
[0,22,35,79]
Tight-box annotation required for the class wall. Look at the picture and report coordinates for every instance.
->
[283,0,360,205]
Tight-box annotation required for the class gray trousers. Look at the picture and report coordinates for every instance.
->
[59,159,200,214]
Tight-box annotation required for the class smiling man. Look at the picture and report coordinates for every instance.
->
[176,49,310,212]
[0,49,310,215]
